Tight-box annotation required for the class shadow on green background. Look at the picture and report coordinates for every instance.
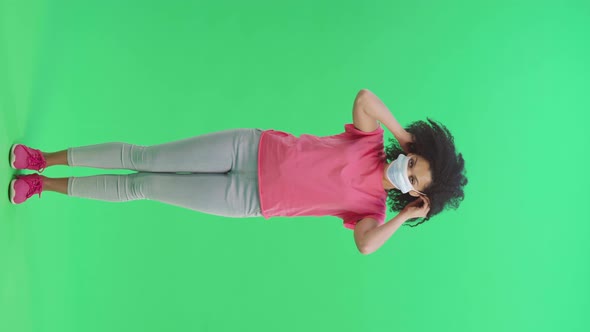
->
[1,1,589,332]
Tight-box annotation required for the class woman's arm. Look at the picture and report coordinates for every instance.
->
[353,196,431,254]
[353,214,407,255]
[353,89,413,153]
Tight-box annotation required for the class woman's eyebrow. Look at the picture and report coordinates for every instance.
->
[414,158,420,186]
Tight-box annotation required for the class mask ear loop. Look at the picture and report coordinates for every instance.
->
[411,189,426,196]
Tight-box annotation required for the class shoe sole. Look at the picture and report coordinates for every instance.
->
[10,143,18,169]
[9,179,17,204]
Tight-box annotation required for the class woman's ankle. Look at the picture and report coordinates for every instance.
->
[42,150,68,168]
[40,176,69,194]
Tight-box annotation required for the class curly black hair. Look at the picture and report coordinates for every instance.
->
[384,118,467,227]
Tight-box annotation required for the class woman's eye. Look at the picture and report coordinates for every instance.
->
[410,177,414,184]
[409,159,414,167]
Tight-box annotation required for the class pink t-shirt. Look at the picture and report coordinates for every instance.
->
[257,123,388,229]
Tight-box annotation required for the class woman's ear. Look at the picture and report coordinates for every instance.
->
[409,190,420,197]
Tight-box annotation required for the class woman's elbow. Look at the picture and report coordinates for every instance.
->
[355,89,371,103]
[358,88,373,96]
[358,244,377,255]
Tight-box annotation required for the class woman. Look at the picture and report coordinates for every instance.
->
[8,89,467,254]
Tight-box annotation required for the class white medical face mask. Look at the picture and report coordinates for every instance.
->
[386,154,424,195]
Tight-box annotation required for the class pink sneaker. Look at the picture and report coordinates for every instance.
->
[10,144,47,173]
[9,174,44,204]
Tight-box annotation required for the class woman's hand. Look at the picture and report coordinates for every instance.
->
[401,195,431,220]
[400,139,413,154]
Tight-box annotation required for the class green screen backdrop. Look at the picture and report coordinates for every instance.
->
[1,1,589,332]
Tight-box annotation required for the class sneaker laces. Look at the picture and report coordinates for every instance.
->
[22,175,44,199]
[25,148,47,173]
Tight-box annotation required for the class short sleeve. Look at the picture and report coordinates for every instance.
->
[344,123,384,137]
[341,212,386,230]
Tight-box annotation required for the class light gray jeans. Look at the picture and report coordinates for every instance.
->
[66,128,263,218]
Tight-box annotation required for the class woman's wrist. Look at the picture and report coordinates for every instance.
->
[397,210,410,222]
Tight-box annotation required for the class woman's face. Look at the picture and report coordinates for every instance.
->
[406,153,433,194]
[385,153,433,196]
